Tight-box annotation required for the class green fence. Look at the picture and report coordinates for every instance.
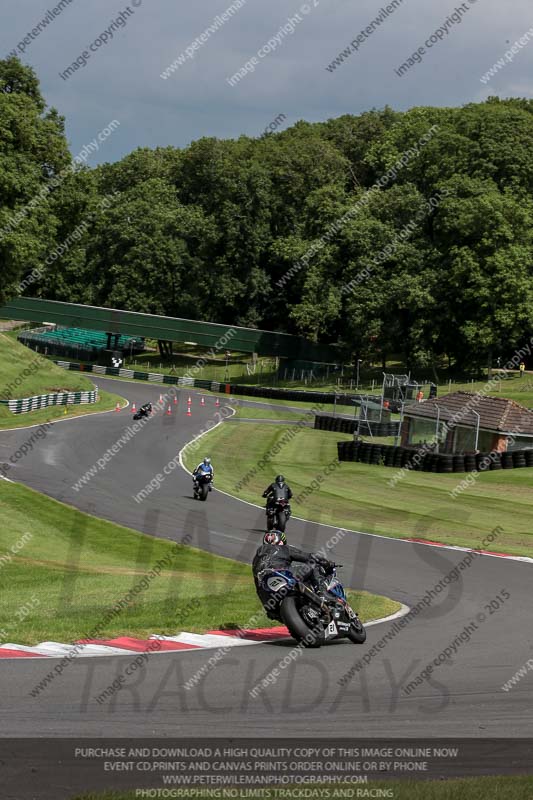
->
[53,360,372,407]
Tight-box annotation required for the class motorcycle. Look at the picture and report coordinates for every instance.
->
[266,498,291,532]
[257,563,366,648]
[193,472,213,501]
[133,403,152,421]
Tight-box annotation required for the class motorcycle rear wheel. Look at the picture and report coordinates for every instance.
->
[275,511,287,532]
[280,597,324,648]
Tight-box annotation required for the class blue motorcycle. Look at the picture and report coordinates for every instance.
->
[258,564,366,649]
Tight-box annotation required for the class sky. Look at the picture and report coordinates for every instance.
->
[2,0,533,165]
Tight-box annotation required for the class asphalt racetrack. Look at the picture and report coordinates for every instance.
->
[1,377,532,741]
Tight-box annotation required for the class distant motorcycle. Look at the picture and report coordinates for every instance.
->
[193,472,213,501]
[266,498,290,532]
[133,402,152,421]
[257,563,366,648]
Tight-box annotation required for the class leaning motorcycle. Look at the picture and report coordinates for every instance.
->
[266,498,290,532]
[193,472,213,501]
[133,403,152,421]
[258,564,366,648]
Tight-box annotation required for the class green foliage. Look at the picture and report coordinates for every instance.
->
[0,58,70,306]
[2,55,533,370]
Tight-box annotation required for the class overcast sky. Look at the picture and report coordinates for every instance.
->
[3,0,532,165]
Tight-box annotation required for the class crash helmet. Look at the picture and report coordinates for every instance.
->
[203,457,211,466]
[263,530,287,546]
[275,474,285,486]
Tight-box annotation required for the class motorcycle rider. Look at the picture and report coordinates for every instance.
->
[252,530,333,618]
[139,402,152,417]
[193,457,214,493]
[262,474,292,520]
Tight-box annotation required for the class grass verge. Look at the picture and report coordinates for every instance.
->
[0,334,123,429]
[0,482,398,646]
[183,422,533,557]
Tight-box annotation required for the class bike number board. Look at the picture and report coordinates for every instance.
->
[267,576,288,592]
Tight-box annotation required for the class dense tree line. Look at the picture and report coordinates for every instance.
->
[1,57,533,372]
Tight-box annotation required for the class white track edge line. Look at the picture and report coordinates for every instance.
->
[177,419,533,566]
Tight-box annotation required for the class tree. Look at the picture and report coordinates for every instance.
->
[0,57,71,306]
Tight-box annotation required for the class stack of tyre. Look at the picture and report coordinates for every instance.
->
[314,415,356,434]
[337,443,533,473]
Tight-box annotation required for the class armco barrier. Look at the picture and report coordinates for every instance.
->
[53,360,380,407]
[337,442,533,473]
[0,388,98,414]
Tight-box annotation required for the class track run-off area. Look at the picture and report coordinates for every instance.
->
[0,376,532,742]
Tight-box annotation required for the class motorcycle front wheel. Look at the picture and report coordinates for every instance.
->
[198,483,209,501]
[347,617,367,644]
[280,597,324,648]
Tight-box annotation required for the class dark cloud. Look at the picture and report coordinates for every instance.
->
[3,0,532,164]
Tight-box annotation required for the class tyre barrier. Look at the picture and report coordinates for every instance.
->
[501,452,514,470]
[314,415,400,437]
[315,415,357,434]
[513,450,527,469]
[337,443,533,473]
[490,452,502,470]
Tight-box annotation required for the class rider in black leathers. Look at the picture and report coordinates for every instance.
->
[262,474,292,517]
[252,530,333,618]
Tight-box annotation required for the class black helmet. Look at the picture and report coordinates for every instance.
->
[275,474,285,485]
[263,530,287,546]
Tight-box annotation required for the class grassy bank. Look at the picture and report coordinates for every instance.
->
[0,334,123,429]
[183,422,533,556]
[0,482,398,646]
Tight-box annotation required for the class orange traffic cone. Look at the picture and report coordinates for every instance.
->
[159,394,163,403]
[187,396,192,405]
[115,402,121,412]
[186,405,192,417]
[131,402,136,413]
[215,397,220,407]
[173,396,178,405]
[166,405,172,416]
[200,396,205,406]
